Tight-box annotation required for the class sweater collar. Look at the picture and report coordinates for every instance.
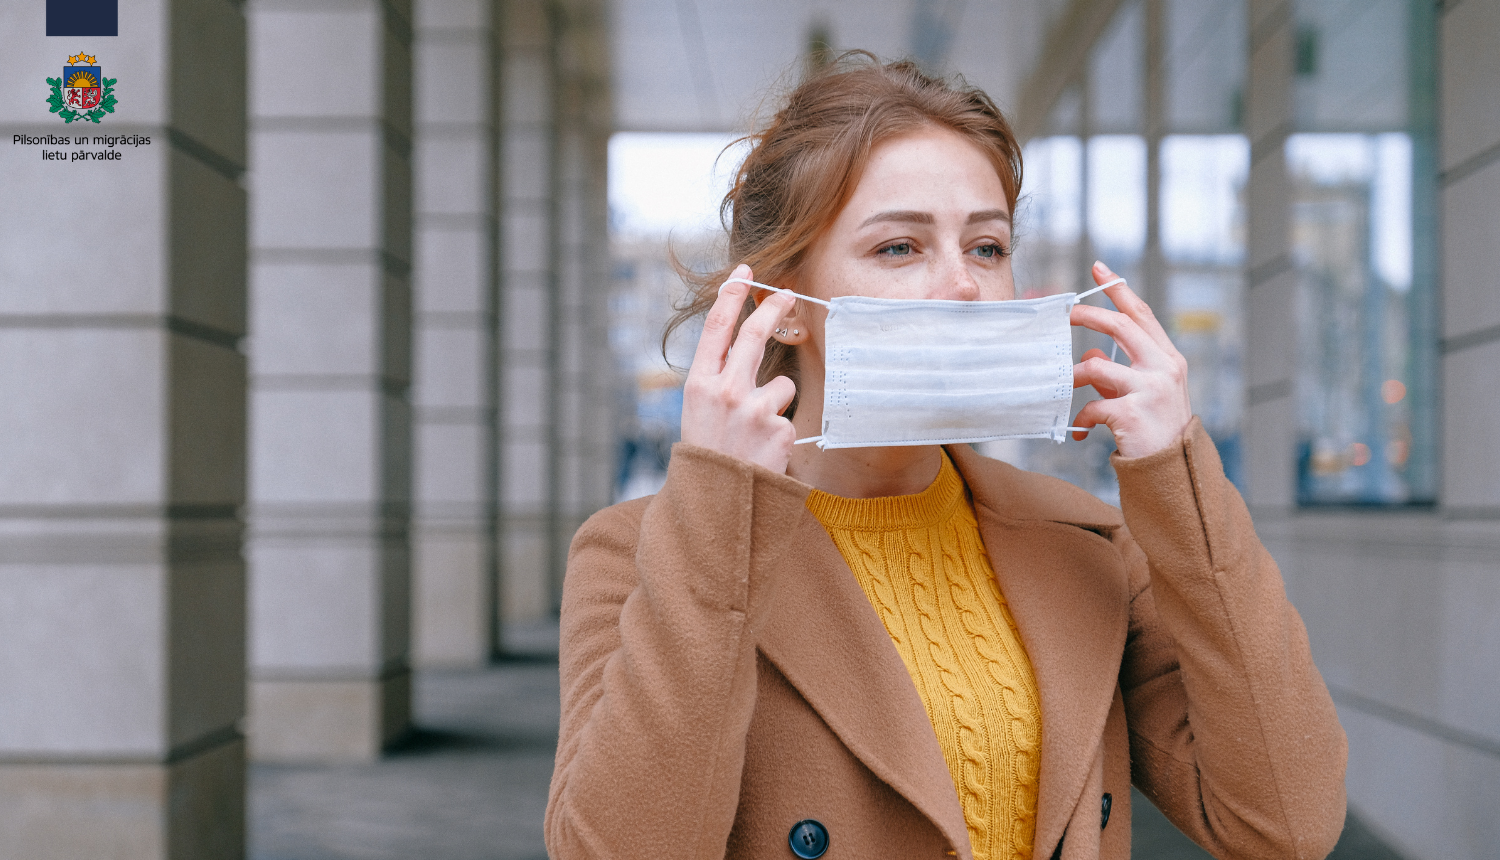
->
[803,450,966,531]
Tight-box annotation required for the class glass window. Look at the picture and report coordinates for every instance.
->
[1290,0,1436,505]
[1014,134,1083,299]
[1087,135,1148,266]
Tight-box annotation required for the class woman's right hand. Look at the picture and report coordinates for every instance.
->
[680,264,799,473]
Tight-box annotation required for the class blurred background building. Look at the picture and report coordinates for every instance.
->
[0,0,1496,858]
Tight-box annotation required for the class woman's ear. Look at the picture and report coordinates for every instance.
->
[770,299,808,345]
[749,286,808,345]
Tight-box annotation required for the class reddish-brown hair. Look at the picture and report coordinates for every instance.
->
[664,52,1024,418]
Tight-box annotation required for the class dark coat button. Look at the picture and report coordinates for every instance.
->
[788,819,829,859]
[1101,792,1113,829]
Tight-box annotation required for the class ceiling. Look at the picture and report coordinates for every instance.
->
[608,0,1076,133]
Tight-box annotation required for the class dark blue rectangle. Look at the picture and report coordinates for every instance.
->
[47,0,118,37]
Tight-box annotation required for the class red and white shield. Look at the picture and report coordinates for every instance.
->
[64,86,101,111]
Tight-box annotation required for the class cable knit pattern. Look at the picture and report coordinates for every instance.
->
[806,452,1042,860]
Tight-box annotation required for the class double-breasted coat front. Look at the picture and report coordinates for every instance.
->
[545,419,1347,860]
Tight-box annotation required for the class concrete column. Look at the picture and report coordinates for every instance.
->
[550,0,615,602]
[1439,0,1500,516]
[497,0,556,629]
[1141,0,1166,313]
[1241,0,1296,510]
[246,0,415,761]
[495,0,612,636]
[0,2,248,856]
[410,0,500,668]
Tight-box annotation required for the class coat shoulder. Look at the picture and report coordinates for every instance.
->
[563,495,654,596]
[574,494,653,544]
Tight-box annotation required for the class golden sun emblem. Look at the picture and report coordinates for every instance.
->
[66,71,99,88]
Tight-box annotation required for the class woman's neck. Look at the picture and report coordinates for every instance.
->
[787,443,944,499]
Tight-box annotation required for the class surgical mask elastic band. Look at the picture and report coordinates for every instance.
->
[719,276,1124,307]
[718,278,832,307]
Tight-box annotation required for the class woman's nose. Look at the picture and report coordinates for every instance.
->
[930,251,981,301]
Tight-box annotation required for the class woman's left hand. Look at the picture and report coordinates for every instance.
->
[1069,261,1194,459]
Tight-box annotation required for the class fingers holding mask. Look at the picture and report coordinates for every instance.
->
[680,265,800,472]
[691,265,752,374]
[1068,263,1194,458]
[1091,261,1179,356]
[1071,348,1129,399]
[727,287,795,383]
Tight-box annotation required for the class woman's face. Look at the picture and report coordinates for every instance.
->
[797,126,1016,303]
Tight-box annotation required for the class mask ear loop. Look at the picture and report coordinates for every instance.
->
[718,278,832,446]
[718,277,833,308]
[1065,276,1127,436]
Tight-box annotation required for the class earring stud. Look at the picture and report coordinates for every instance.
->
[775,328,788,336]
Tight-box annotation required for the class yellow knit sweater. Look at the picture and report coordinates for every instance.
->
[805,451,1042,860]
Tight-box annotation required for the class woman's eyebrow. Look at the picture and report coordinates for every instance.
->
[857,209,1011,228]
[859,210,934,228]
[966,209,1011,225]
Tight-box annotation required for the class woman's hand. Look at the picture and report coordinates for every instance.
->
[1069,261,1194,459]
[680,265,800,473]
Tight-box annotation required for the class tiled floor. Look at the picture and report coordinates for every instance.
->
[250,662,559,860]
[250,660,1405,860]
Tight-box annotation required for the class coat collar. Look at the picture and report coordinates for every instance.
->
[758,445,1130,859]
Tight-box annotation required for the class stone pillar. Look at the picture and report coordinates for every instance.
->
[497,0,556,630]
[551,0,615,603]
[1241,0,1296,510]
[0,1,248,856]
[246,0,415,761]
[1141,0,1166,313]
[410,0,500,668]
[496,0,613,637]
[1439,0,1500,516]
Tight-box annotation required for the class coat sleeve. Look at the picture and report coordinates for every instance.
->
[1112,418,1348,860]
[544,443,811,859]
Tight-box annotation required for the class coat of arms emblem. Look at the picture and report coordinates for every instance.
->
[47,52,116,123]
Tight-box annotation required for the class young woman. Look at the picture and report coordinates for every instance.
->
[545,55,1346,860]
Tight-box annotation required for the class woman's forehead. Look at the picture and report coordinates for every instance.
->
[841,129,1011,223]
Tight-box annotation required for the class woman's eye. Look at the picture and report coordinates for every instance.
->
[877,242,913,257]
[971,243,1008,259]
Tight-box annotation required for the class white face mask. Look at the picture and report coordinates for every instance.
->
[720,278,1122,449]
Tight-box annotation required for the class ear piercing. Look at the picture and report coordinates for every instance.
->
[774,328,800,338]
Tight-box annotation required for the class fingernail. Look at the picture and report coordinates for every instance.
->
[1093,260,1111,275]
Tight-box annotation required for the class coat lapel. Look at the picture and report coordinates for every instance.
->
[757,509,973,858]
[947,444,1131,859]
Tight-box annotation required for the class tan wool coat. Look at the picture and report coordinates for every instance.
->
[545,419,1348,860]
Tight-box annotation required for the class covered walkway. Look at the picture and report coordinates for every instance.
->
[248,637,1403,860]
